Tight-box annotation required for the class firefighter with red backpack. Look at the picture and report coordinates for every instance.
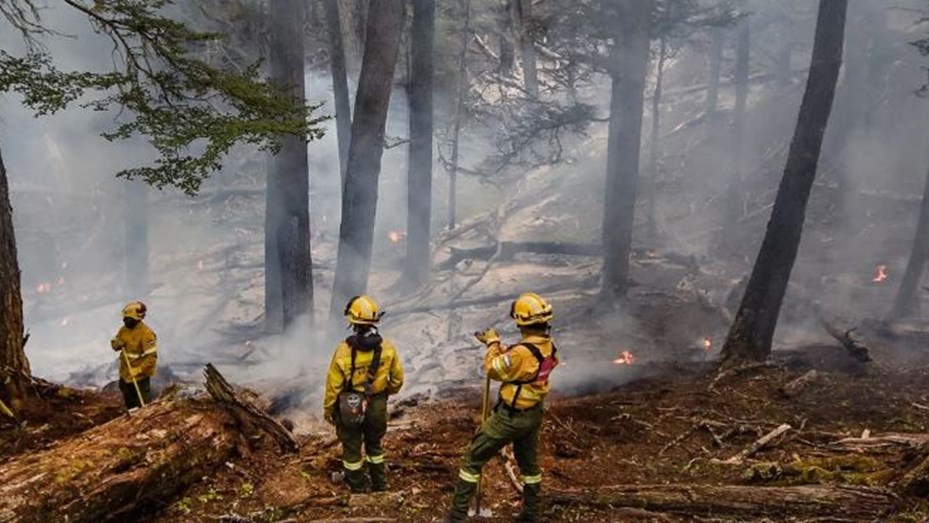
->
[444,292,559,523]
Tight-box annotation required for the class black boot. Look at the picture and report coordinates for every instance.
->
[444,479,477,522]
[344,468,369,493]
[369,461,388,492]
[515,482,541,522]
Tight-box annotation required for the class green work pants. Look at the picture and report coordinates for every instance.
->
[448,402,544,520]
[336,393,388,491]
[119,377,152,409]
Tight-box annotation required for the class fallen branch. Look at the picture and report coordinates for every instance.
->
[548,484,896,519]
[779,370,821,398]
[714,424,792,465]
[820,318,872,363]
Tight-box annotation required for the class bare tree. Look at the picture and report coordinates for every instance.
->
[892,162,929,318]
[601,0,653,300]
[705,27,724,119]
[329,0,405,324]
[266,0,313,332]
[723,15,750,235]
[646,37,668,238]
[403,0,436,288]
[514,0,539,97]
[324,0,353,183]
[722,0,849,364]
[447,0,471,230]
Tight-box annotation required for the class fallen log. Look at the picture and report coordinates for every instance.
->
[715,423,791,465]
[0,365,295,523]
[547,484,897,519]
[820,318,872,363]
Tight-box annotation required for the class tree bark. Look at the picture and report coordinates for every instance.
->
[722,17,750,235]
[514,0,538,98]
[124,180,148,299]
[329,0,405,324]
[722,0,848,364]
[600,0,652,300]
[646,38,667,239]
[892,162,929,318]
[447,0,471,231]
[324,0,353,184]
[548,484,896,519]
[266,0,313,333]
[0,144,27,405]
[705,28,723,119]
[403,0,435,288]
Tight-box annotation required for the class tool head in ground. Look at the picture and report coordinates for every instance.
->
[468,507,494,518]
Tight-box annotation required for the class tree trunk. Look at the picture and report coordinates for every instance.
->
[266,0,313,332]
[0,143,27,405]
[892,162,929,318]
[447,0,471,231]
[403,0,435,288]
[723,17,750,231]
[547,484,895,519]
[514,0,538,98]
[0,366,296,523]
[646,38,667,239]
[124,180,148,299]
[721,0,848,364]
[324,0,353,184]
[705,28,723,119]
[600,0,652,300]
[329,0,405,324]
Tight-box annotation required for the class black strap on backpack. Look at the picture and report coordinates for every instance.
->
[345,337,383,396]
[508,342,558,408]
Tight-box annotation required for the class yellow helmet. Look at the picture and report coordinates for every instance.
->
[510,292,553,327]
[122,301,147,321]
[345,295,382,325]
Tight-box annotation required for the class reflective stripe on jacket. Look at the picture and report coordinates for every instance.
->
[111,322,157,382]
[323,339,404,419]
[484,334,558,410]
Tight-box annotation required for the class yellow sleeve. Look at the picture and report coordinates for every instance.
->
[484,345,537,383]
[323,350,345,417]
[138,327,158,377]
[111,328,126,351]
[387,347,404,395]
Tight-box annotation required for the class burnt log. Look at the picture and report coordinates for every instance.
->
[438,241,602,270]
[0,365,296,523]
[548,484,897,519]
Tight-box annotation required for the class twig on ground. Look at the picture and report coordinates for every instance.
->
[713,423,792,465]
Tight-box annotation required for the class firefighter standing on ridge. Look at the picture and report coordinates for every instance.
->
[444,292,560,523]
[110,301,157,409]
[324,295,405,493]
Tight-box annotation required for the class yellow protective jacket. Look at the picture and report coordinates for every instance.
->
[110,322,157,382]
[324,338,404,418]
[484,334,558,411]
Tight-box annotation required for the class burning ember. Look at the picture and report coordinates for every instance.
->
[612,351,636,365]
[387,231,406,244]
[36,282,52,294]
[872,264,889,283]
[703,337,713,351]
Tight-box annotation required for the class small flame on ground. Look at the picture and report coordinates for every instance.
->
[36,282,52,294]
[612,351,636,365]
[388,231,406,244]
[872,264,889,283]
[703,337,712,351]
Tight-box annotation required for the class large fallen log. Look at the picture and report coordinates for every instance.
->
[547,484,897,519]
[0,365,296,523]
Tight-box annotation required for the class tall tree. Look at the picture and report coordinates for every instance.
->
[0,143,27,404]
[600,0,652,300]
[514,0,539,97]
[329,0,405,324]
[721,0,848,364]
[723,14,750,232]
[705,28,724,120]
[124,180,149,298]
[892,163,929,318]
[324,0,353,183]
[646,37,668,238]
[447,0,471,230]
[403,0,435,288]
[265,0,313,332]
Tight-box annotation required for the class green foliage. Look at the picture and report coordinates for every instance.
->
[0,0,325,195]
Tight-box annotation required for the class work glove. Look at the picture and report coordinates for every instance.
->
[110,338,125,351]
[474,328,500,346]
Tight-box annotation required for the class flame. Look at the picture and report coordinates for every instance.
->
[36,282,52,294]
[388,231,406,244]
[872,264,889,283]
[703,337,712,351]
[612,351,636,365]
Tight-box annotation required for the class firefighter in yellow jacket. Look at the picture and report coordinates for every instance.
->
[324,295,404,493]
[444,293,559,523]
[110,301,157,409]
